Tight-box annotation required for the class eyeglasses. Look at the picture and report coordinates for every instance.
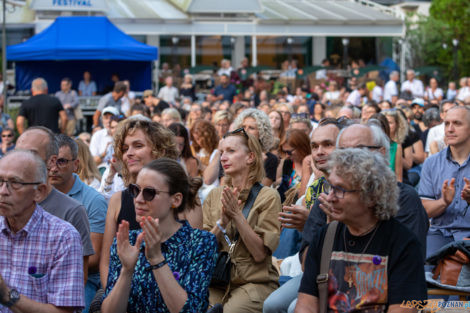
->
[129,183,170,202]
[279,111,291,116]
[56,158,75,168]
[339,145,382,150]
[0,179,41,191]
[323,180,359,199]
[1,134,13,138]
[291,113,309,119]
[223,127,249,139]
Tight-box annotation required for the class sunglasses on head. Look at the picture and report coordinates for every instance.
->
[129,183,170,202]
[223,127,249,139]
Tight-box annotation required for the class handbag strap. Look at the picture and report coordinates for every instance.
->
[235,182,263,241]
[317,221,338,313]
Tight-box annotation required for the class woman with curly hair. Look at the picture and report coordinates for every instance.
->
[233,108,279,186]
[190,119,219,167]
[382,109,406,182]
[100,117,180,288]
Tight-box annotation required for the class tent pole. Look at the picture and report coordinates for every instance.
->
[2,0,7,113]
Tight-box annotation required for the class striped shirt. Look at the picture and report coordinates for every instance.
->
[0,205,84,312]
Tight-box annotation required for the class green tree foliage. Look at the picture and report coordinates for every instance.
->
[405,0,470,80]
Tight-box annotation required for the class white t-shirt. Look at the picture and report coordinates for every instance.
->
[457,87,470,101]
[89,128,113,167]
[401,79,424,98]
[346,89,361,107]
[425,88,443,101]
[384,80,398,102]
[372,86,383,103]
[425,122,445,154]
[157,86,179,104]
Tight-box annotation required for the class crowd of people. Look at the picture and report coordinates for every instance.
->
[0,56,470,313]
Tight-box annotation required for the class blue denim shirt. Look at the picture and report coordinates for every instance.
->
[419,147,470,239]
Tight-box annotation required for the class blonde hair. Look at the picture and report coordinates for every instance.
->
[223,132,265,187]
[75,138,102,184]
[382,109,409,144]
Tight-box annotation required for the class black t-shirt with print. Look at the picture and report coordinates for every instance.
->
[299,218,426,313]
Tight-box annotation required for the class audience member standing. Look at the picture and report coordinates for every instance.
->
[383,71,399,104]
[78,71,97,96]
[16,78,67,134]
[55,77,79,136]
[157,76,179,105]
[401,69,424,98]
[93,82,126,128]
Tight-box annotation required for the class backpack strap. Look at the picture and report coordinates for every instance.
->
[316,221,338,313]
[235,182,263,241]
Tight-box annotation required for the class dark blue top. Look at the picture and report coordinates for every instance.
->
[214,83,237,102]
[104,220,218,313]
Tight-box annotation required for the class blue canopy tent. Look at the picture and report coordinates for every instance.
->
[7,16,158,93]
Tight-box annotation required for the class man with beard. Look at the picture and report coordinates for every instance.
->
[410,98,426,135]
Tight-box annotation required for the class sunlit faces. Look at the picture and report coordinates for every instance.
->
[311,124,339,172]
[134,168,180,223]
[269,111,282,130]
[325,168,369,225]
[242,117,260,139]
[385,115,397,138]
[444,107,470,148]
[219,136,254,176]
[122,129,154,176]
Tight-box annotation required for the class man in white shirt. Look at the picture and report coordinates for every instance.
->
[346,83,367,107]
[425,101,456,156]
[401,69,424,98]
[384,71,399,104]
[90,107,118,168]
[157,76,179,105]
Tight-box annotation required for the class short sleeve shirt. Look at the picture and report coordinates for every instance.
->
[18,94,64,133]
[299,219,427,312]
[0,206,84,310]
[419,148,470,239]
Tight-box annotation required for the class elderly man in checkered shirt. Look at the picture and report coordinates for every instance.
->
[0,150,84,312]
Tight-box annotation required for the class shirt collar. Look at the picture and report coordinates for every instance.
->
[68,174,83,197]
[1,204,43,236]
[445,147,470,166]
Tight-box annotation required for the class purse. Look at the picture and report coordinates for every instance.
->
[210,183,263,287]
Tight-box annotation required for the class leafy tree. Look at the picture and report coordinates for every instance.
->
[405,0,470,81]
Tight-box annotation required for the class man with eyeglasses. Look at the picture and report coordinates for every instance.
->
[0,150,84,312]
[295,148,426,313]
[305,124,428,259]
[15,127,94,284]
[51,134,107,313]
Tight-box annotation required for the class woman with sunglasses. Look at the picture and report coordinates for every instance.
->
[102,158,218,313]
[100,118,179,288]
[0,127,15,157]
[233,108,278,187]
[203,129,281,313]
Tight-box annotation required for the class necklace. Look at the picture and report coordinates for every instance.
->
[343,222,380,288]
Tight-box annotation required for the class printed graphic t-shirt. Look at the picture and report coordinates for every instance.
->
[299,218,426,313]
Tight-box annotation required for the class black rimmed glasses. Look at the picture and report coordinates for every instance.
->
[0,179,42,191]
[129,183,170,202]
[223,127,249,139]
[323,180,359,199]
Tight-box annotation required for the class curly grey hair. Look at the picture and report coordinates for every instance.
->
[233,108,274,152]
[328,148,398,220]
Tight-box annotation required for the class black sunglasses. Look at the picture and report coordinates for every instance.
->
[223,127,249,139]
[129,183,170,202]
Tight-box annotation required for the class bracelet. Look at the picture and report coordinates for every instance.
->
[216,219,226,234]
[146,259,167,271]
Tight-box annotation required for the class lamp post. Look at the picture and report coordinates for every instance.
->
[342,38,349,69]
[452,38,459,82]
[171,36,179,67]
[286,37,293,62]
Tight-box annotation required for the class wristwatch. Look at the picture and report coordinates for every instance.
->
[2,289,20,307]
